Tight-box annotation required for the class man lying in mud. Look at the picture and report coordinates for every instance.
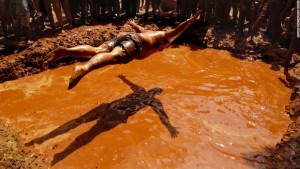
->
[45,11,201,90]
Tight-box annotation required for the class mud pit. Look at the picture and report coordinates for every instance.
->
[0,46,291,168]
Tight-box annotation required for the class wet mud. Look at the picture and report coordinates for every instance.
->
[0,21,299,168]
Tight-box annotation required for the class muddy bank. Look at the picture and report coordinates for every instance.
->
[0,120,45,168]
[265,86,300,168]
[0,20,300,168]
[1,20,296,83]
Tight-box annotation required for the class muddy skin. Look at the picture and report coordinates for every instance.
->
[25,75,178,166]
[68,63,88,90]
[45,46,68,63]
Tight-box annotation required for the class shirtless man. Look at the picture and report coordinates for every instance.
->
[45,11,200,89]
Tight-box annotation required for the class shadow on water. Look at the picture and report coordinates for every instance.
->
[25,75,178,166]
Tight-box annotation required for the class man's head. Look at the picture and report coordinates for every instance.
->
[147,88,163,96]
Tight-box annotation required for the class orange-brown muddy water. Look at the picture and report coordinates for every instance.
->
[0,45,292,168]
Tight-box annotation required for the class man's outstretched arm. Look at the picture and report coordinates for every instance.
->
[164,11,200,43]
[149,100,179,138]
[117,75,145,92]
[126,19,147,33]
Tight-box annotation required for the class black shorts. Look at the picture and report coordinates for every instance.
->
[103,32,143,63]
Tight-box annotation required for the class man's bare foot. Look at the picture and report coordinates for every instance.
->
[68,64,88,90]
[45,46,67,64]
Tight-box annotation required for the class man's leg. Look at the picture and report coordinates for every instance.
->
[284,33,297,66]
[269,1,284,44]
[13,20,21,41]
[21,16,31,44]
[204,0,212,22]
[232,0,238,20]
[61,0,73,28]
[152,0,160,14]
[80,0,87,24]
[125,0,132,18]
[0,0,8,39]
[106,0,113,17]
[46,44,110,62]
[68,0,76,25]
[43,0,56,31]
[198,0,205,21]
[32,0,44,33]
[284,9,297,66]
[246,14,267,42]
[113,0,120,17]
[121,0,126,13]
[238,2,246,33]
[222,0,231,23]
[247,2,268,42]
[246,1,254,34]
[6,0,14,32]
[145,0,150,15]
[52,0,65,29]
[100,0,106,17]
[191,0,199,15]
[131,0,137,17]
[68,46,126,89]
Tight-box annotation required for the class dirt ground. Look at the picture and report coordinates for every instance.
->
[0,19,300,168]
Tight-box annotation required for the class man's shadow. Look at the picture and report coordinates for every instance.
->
[25,75,178,166]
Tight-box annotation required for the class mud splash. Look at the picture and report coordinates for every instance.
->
[0,45,291,168]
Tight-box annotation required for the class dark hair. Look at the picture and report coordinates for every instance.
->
[147,88,163,95]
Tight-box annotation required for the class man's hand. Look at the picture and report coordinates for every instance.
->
[126,19,145,33]
[117,75,126,79]
[188,10,201,24]
[168,125,179,138]
[126,19,136,26]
